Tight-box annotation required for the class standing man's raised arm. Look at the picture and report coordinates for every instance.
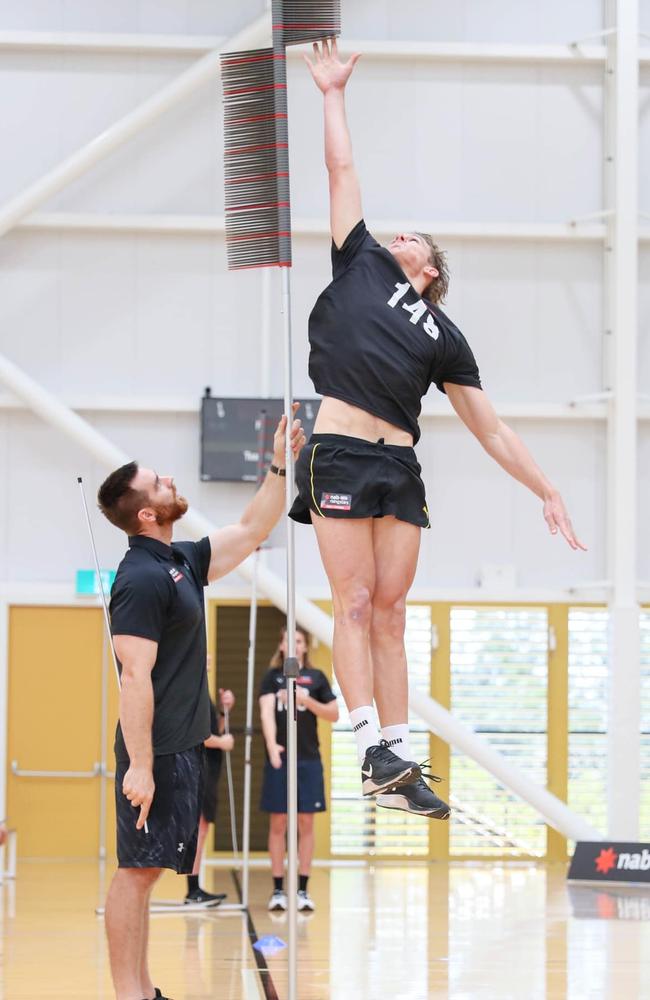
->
[304,38,362,248]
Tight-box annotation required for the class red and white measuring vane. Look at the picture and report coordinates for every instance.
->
[220,5,341,999]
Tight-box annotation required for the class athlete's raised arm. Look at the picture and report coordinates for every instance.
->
[445,383,587,551]
[304,38,362,248]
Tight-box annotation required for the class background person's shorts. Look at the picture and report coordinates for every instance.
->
[289,433,430,529]
[115,745,204,872]
[260,756,326,814]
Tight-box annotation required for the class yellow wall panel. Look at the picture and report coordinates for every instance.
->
[8,606,104,857]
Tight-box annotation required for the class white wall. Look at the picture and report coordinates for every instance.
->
[0,1,644,593]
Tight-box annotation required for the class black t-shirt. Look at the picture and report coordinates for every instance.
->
[259,665,336,760]
[110,534,212,762]
[308,220,482,443]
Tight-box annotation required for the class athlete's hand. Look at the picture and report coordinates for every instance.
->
[268,743,285,769]
[122,765,155,830]
[219,687,235,712]
[214,733,234,752]
[543,492,587,551]
[304,37,360,94]
[273,402,305,467]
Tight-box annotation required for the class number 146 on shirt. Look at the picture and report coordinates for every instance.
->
[387,282,439,340]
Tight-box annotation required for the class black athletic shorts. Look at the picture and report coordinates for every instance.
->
[260,755,326,814]
[289,433,430,529]
[201,756,222,824]
[115,745,204,873]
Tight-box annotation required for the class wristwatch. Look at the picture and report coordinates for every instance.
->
[270,464,286,477]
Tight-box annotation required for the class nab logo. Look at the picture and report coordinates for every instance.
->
[169,567,184,584]
[595,847,618,874]
[594,846,650,874]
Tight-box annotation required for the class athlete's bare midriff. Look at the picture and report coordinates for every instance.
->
[313,396,414,447]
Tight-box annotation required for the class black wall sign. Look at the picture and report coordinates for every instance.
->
[568,841,650,885]
[200,396,320,483]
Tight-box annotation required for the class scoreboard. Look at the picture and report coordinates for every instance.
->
[200,394,320,483]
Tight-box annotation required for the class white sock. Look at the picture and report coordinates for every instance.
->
[381,724,412,761]
[349,706,381,763]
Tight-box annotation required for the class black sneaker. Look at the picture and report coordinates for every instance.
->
[154,991,172,1000]
[376,765,450,819]
[361,740,421,796]
[183,888,227,907]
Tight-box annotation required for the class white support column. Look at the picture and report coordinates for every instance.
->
[604,0,640,839]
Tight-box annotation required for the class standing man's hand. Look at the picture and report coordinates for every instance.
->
[123,766,155,831]
[267,743,285,769]
[543,492,587,551]
[304,37,360,93]
[219,687,236,713]
[273,402,305,467]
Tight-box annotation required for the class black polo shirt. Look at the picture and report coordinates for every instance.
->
[308,219,482,443]
[259,665,336,760]
[110,534,212,762]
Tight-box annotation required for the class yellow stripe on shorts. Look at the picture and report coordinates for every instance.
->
[310,443,325,517]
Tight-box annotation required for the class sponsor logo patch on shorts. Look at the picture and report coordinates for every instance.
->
[320,492,352,511]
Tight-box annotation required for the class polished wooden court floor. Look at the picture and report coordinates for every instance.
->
[2,859,650,999]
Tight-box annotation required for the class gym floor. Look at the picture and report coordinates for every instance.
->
[2,861,649,999]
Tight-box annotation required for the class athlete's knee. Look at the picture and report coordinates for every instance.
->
[114,866,163,891]
[334,585,374,629]
[269,813,288,835]
[298,813,314,834]
[371,595,407,639]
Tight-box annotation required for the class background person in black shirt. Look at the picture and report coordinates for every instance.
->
[293,40,587,820]
[97,408,304,1000]
[184,659,235,907]
[259,625,338,913]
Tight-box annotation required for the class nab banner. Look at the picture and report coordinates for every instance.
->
[568,841,650,885]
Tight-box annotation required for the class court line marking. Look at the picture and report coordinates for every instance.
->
[232,869,279,1000]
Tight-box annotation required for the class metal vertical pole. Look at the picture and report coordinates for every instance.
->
[241,550,258,909]
[604,0,640,839]
[98,635,110,860]
[280,267,299,1000]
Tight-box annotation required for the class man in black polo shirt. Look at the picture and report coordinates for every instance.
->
[97,409,304,1000]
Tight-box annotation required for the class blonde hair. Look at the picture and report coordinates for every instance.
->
[416,232,450,305]
[269,625,313,669]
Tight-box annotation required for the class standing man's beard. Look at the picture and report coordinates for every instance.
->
[154,494,189,526]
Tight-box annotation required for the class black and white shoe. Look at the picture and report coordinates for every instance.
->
[361,740,421,796]
[376,766,450,820]
[268,889,288,911]
[184,888,226,907]
[297,889,316,912]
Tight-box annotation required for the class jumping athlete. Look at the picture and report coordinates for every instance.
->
[97,409,304,1000]
[291,40,586,820]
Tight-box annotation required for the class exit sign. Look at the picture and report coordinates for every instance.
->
[76,569,116,596]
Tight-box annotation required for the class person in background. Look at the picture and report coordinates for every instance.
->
[259,625,338,913]
[185,656,236,906]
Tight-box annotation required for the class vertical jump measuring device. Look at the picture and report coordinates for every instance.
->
[220,4,341,996]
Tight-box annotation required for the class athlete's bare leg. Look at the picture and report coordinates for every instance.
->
[268,812,287,877]
[297,813,315,875]
[370,517,421,727]
[191,815,209,876]
[310,515,375,710]
[105,866,162,1000]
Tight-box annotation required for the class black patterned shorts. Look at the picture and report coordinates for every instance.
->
[115,745,204,873]
[289,433,430,529]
